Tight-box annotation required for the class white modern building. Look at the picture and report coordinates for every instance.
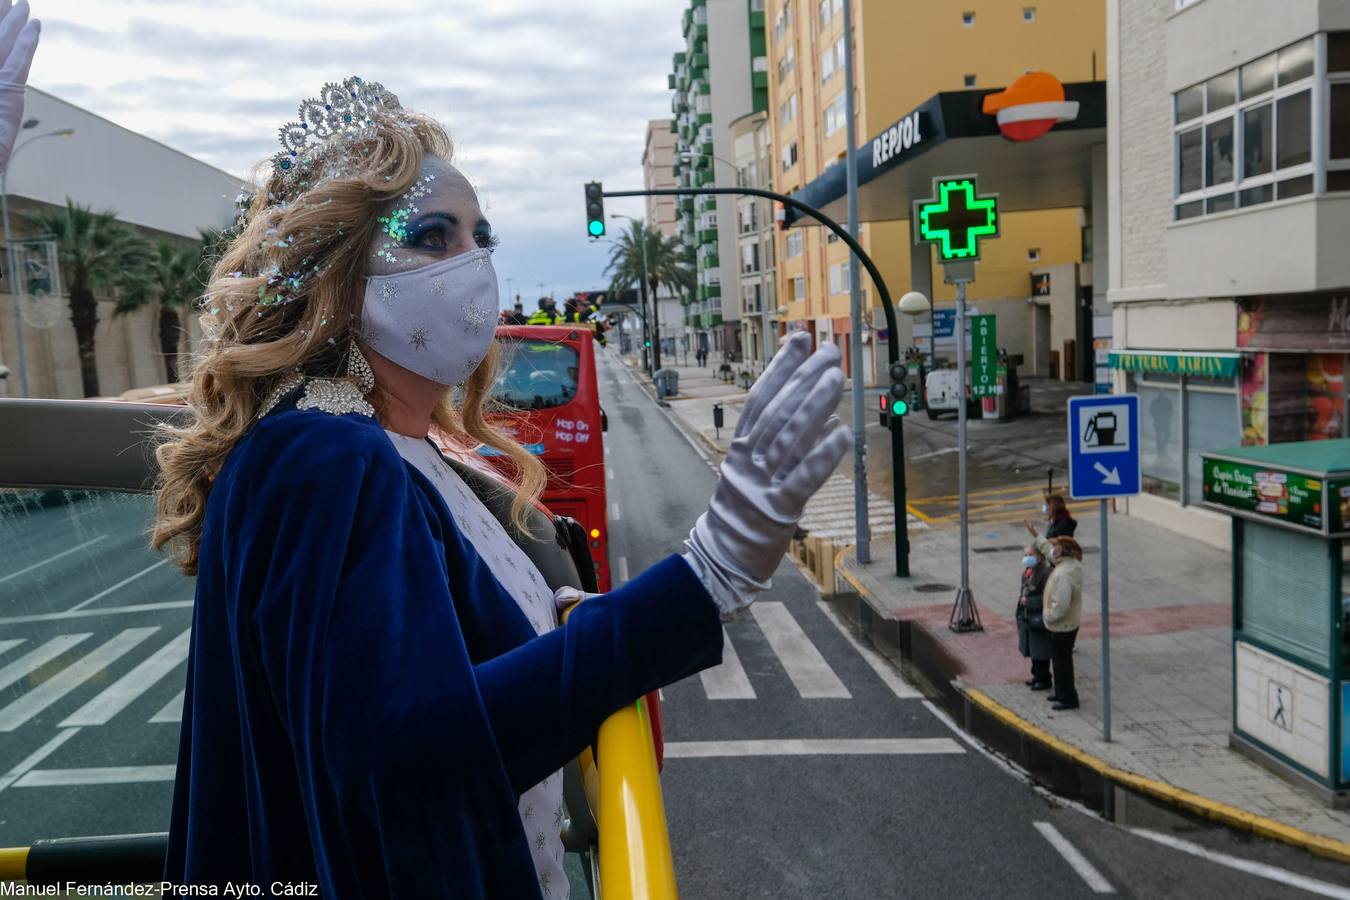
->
[1108,0,1350,546]
[0,87,240,400]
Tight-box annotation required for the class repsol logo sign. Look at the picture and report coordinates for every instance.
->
[871,111,922,168]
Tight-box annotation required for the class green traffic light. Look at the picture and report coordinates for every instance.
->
[891,399,909,417]
[644,340,651,347]
[588,219,605,237]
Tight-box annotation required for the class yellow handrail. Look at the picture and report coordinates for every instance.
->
[563,604,678,900]
[0,846,27,880]
[595,695,677,900]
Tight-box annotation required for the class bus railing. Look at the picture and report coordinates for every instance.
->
[0,397,679,899]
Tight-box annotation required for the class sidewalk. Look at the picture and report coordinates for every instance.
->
[835,512,1350,859]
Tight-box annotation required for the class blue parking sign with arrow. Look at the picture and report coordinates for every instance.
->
[1067,394,1141,500]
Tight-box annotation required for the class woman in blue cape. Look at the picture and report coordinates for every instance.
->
[151,77,849,899]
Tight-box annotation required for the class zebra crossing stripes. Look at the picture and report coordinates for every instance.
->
[749,603,851,699]
[149,690,184,724]
[0,634,93,694]
[0,628,158,732]
[699,627,756,700]
[60,629,191,727]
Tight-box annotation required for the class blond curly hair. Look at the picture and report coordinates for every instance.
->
[152,111,546,575]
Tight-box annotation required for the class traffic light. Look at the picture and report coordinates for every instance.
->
[644,339,652,348]
[584,182,605,238]
[888,361,910,418]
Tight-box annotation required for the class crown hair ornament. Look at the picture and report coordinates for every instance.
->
[270,76,403,186]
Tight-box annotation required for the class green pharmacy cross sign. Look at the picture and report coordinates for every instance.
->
[914,175,1000,264]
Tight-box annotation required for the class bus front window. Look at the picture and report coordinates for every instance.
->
[493,340,580,410]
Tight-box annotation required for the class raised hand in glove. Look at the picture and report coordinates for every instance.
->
[682,331,851,619]
[0,0,38,174]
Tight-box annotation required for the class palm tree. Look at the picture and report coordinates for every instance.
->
[24,200,154,397]
[603,221,693,372]
[141,240,202,383]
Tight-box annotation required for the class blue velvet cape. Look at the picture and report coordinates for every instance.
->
[163,395,723,898]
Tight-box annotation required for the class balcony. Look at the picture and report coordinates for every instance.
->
[697,168,715,187]
[698,228,718,244]
[691,52,708,70]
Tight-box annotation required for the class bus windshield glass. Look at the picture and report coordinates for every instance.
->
[493,339,580,410]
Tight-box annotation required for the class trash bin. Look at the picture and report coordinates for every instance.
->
[655,368,678,398]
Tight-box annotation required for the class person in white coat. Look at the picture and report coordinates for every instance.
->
[1035,535,1084,710]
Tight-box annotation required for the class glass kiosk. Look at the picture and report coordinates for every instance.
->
[1202,439,1350,806]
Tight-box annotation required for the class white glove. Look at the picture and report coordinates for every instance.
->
[682,331,850,620]
[0,0,39,174]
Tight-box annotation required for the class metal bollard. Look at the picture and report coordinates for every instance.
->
[712,402,723,440]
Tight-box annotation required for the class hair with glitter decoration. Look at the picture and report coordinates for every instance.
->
[152,99,546,575]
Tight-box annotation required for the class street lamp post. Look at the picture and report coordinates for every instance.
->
[3,124,75,399]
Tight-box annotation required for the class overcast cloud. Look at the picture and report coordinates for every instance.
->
[36,1,685,307]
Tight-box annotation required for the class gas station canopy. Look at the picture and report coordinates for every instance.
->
[786,81,1106,226]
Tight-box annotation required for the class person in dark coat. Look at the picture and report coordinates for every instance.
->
[1015,542,1053,690]
[1024,493,1077,545]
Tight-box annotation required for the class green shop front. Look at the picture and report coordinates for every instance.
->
[1201,439,1350,805]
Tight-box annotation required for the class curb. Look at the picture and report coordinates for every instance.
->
[830,543,1350,866]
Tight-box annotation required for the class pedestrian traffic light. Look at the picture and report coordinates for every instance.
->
[889,361,910,418]
[584,182,605,238]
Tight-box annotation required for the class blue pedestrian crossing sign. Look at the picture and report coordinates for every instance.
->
[1067,394,1141,500]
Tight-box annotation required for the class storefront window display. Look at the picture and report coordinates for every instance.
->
[1133,368,1241,506]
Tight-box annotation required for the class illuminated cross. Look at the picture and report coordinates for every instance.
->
[914,177,1000,263]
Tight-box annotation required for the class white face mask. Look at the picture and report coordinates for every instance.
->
[361,248,498,386]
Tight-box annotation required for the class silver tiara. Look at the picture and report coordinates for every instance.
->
[271,76,403,184]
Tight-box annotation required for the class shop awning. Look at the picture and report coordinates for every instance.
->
[786,81,1106,226]
[1108,350,1240,379]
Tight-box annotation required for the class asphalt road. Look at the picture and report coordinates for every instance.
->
[0,363,1346,897]
[595,346,1350,900]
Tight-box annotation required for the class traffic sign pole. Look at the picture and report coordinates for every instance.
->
[954,277,974,623]
[1067,393,1140,743]
[1100,498,1111,742]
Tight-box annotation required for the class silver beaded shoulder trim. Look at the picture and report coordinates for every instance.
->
[296,377,376,418]
[257,370,305,420]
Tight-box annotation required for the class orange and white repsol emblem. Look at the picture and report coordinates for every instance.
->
[981,71,1079,142]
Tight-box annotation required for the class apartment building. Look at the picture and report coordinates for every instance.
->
[1109,0,1350,545]
[670,0,768,359]
[765,0,1105,384]
[642,118,687,359]
[730,109,778,370]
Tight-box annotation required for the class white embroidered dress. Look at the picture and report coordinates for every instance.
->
[387,432,568,899]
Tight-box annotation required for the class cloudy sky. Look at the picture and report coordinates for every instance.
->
[35,1,685,308]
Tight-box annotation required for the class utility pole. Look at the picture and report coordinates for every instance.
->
[842,0,870,565]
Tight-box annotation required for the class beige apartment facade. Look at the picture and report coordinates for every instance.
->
[642,118,687,359]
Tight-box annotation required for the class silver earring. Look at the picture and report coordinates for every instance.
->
[347,343,375,395]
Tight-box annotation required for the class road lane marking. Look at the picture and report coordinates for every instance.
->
[0,535,109,585]
[817,602,921,699]
[749,603,850,699]
[0,600,194,626]
[616,556,629,584]
[0,627,159,732]
[607,469,614,480]
[0,639,24,658]
[610,502,621,521]
[1033,822,1115,894]
[149,690,184,724]
[664,738,963,758]
[60,629,191,727]
[1129,829,1350,900]
[67,559,169,612]
[910,446,961,461]
[699,628,757,700]
[0,634,92,694]
[0,728,80,793]
[14,765,177,787]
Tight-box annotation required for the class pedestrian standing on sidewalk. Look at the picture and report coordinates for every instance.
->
[1015,543,1053,692]
[1037,535,1084,711]
[1043,493,1078,539]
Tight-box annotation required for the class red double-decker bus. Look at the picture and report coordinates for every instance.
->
[478,324,611,592]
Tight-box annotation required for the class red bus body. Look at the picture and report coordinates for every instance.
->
[482,325,611,592]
